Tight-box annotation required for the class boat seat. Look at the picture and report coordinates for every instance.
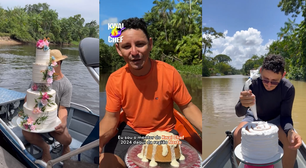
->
[79,37,99,68]
[66,107,99,164]
[77,119,99,164]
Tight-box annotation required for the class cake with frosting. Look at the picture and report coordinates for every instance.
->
[137,131,185,167]
[241,121,279,160]
[18,38,59,131]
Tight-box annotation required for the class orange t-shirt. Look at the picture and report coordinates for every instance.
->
[105,59,192,135]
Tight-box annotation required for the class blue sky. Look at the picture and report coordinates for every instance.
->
[99,1,156,45]
[203,0,304,69]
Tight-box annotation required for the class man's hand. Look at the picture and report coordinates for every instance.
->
[240,90,255,107]
[288,129,302,150]
[54,122,66,134]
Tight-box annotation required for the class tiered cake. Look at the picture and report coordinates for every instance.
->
[19,39,58,131]
[241,121,279,160]
[137,131,185,167]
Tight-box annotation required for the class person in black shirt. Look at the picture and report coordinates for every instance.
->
[234,54,302,168]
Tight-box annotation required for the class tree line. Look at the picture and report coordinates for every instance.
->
[100,0,202,73]
[0,3,99,44]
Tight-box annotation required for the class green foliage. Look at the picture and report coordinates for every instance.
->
[170,61,201,75]
[100,0,202,74]
[143,0,202,65]
[214,54,232,64]
[241,55,264,76]
[99,39,126,73]
[202,56,211,77]
[202,54,240,76]
[273,0,306,80]
[202,27,224,56]
[0,3,99,44]
[287,65,305,80]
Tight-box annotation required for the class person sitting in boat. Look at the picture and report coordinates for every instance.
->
[22,49,73,163]
[234,54,302,168]
[99,17,202,168]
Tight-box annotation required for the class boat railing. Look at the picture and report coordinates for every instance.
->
[46,139,99,168]
[87,67,99,84]
[70,102,94,115]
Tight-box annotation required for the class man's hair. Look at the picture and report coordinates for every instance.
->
[262,54,285,74]
[119,17,150,41]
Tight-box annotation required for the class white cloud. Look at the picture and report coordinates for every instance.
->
[0,0,98,24]
[101,17,118,26]
[206,28,274,69]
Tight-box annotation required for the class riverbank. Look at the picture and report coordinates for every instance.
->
[0,36,79,46]
[0,37,23,45]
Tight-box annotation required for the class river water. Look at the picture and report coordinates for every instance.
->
[202,75,306,160]
[0,44,99,114]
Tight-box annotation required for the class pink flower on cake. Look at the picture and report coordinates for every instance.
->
[48,70,53,76]
[23,124,29,130]
[43,38,50,46]
[47,78,53,84]
[42,92,49,100]
[36,40,44,48]
[32,83,38,91]
[27,117,34,125]
[51,61,57,67]
[33,107,42,114]
[30,125,36,130]
[36,38,50,50]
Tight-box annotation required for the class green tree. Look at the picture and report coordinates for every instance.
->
[277,0,306,80]
[214,54,232,64]
[202,27,224,56]
[0,3,98,44]
[241,55,264,75]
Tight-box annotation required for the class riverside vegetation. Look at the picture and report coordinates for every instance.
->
[100,0,202,76]
[0,3,99,45]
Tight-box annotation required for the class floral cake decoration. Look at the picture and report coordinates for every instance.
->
[36,37,50,51]
[18,92,54,131]
[42,56,57,86]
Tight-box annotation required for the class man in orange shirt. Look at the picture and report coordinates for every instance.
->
[99,17,202,168]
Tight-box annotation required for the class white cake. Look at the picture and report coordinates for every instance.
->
[137,131,185,167]
[241,121,279,160]
[19,39,58,131]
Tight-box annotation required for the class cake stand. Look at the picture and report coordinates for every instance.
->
[15,116,61,133]
[234,144,284,167]
[125,141,201,168]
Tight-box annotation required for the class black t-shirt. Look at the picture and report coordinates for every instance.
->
[235,77,295,134]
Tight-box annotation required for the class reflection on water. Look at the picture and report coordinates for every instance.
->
[0,44,99,114]
[202,75,306,160]
[290,80,306,144]
[202,75,246,159]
